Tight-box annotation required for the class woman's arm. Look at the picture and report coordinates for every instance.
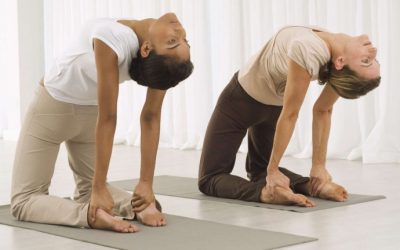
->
[266,59,311,188]
[310,84,339,195]
[89,38,119,222]
[131,88,166,212]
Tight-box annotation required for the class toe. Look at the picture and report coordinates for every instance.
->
[343,190,349,200]
[292,194,307,207]
[116,225,126,232]
[156,217,161,226]
[298,195,315,207]
[342,192,348,201]
[306,198,315,207]
[129,224,138,233]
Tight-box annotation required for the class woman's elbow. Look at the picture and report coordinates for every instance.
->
[98,113,117,123]
[140,112,160,124]
[281,110,299,122]
[313,105,333,116]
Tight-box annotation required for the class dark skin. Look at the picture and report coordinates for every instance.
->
[88,12,190,232]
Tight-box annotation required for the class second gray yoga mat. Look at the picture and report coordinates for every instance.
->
[110,175,386,213]
[0,205,315,250]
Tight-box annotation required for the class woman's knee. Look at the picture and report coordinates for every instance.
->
[10,198,26,220]
[198,176,211,195]
[198,173,223,196]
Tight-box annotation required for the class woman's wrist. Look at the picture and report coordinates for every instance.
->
[92,178,107,189]
[311,164,326,170]
[138,179,153,187]
[267,164,279,174]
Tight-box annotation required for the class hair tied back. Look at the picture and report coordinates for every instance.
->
[318,60,333,85]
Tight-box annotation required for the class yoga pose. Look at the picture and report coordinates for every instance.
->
[11,13,193,232]
[199,26,380,206]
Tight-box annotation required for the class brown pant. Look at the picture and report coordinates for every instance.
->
[198,73,309,202]
[11,85,134,227]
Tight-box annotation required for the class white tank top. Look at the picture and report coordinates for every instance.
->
[44,18,139,105]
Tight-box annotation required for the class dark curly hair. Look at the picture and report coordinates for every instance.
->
[318,61,381,99]
[129,50,194,90]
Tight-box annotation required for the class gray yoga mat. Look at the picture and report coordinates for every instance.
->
[0,205,315,250]
[110,175,386,213]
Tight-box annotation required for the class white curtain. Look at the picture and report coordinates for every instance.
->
[0,0,20,140]
[41,0,399,163]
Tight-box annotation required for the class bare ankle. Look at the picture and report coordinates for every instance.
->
[87,204,93,229]
[260,186,274,203]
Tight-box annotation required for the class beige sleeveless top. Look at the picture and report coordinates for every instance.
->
[238,26,330,106]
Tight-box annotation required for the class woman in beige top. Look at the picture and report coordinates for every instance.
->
[199,26,381,206]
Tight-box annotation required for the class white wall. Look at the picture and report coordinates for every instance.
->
[17,0,45,120]
[0,0,20,139]
[41,0,400,163]
[2,0,399,163]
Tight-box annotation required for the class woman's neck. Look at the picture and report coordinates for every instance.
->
[118,18,156,45]
[316,31,349,61]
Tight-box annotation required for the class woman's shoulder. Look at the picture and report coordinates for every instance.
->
[90,18,138,46]
[285,26,331,76]
[89,18,139,63]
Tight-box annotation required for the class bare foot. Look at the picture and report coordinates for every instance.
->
[260,186,315,207]
[88,208,138,233]
[316,182,349,202]
[136,202,166,227]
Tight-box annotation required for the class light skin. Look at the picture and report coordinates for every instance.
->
[260,179,349,206]
[262,30,380,206]
[88,12,190,232]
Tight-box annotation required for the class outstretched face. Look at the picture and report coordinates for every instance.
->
[344,34,380,80]
[147,12,190,62]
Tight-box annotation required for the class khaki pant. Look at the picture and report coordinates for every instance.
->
[198,73,310,202]
[11,85,134,228]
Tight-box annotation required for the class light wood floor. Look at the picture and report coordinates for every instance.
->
[0,140,399,250]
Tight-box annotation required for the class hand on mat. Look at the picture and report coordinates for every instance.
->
[89,184,115,223]
[309,167,332,196]
[131,182,155,212]
[266,169,291,190]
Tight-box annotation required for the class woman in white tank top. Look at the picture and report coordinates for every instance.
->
[11,12,193,233]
